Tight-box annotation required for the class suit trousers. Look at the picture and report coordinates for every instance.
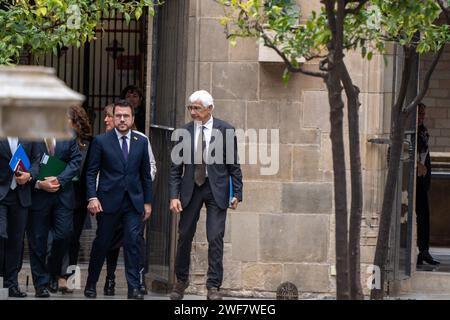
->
[104,222,147,280]
[175,179,227,289]
[416,177,430,252]
[0,189,28,288]
[27,195,73,289]
[87,193,143,291]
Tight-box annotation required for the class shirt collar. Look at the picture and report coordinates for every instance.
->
[115,128,131,141]
[196,116,213,130]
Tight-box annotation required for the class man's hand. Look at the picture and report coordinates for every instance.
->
[229,197,239,210]
[87,199,103,216]
[15,171,30,185]
[418,162,427,177]
[38,177,61,193]
[170,199,183,214]
[143,203,152,221]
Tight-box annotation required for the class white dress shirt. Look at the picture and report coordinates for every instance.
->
[7,137,18,190]
[194,116,213,176]
[115,128,131,154]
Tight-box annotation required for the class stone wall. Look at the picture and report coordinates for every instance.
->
[184,0,392,298]
[420,46,450,152]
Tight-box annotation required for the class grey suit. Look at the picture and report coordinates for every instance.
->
[169,117,243,289]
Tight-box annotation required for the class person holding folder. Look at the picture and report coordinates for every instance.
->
[169,90,243,300]
[27,136,81,297]
[0,138,40,297]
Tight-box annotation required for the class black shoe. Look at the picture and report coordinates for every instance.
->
[127,288,144,300]
[207,287,222,300]
[104,277,115,296]
[35,287,50,298]
[48,277,58,293]
[170,280,189,300]
[9,286,27,298]
[418,251,440,265]
[84,282,97,298]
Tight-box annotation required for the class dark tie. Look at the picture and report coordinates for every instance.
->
[121,136,128,161]
[194,126,206,186]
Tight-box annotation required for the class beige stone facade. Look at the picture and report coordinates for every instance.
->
[421,47,450,152]
[171,0,397,298]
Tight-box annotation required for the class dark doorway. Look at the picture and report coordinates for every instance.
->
[146,0,189,292]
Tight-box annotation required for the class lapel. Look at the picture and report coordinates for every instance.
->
[128,131,140,165]
[108,130,126,167]
[0,139,12,158]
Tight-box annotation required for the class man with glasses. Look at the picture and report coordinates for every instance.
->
[169,90,243,300]
[83,100,153,300]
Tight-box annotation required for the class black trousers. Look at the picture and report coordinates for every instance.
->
[175,180,227,289]
[87,193,143,291]
[67,206,89,267]
[416,177,430,252]
[27,197,73,289]
[0,189,28,288]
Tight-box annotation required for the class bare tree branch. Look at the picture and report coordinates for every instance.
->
[402,1,450,114]
[255,24,327,78]
[436,0,450,22]
[345,0,369,15]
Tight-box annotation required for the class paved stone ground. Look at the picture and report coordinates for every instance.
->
[7,291,205,300]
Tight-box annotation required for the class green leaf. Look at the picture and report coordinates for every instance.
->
[282,68,290,85]
[135,7,143,20]
[124,12,131,25]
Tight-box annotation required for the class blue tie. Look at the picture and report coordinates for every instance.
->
[121,136,128,161]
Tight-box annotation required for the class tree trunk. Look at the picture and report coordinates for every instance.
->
[326,68,350,300]
[371,111,407,299]
[371,48,413,299]
[340,63,364,300]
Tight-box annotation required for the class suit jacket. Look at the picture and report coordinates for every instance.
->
[169,118,243,210]
[73,139,92,209]
[0,139,40,207]
[86,129,153,214]
[31,139,82,211]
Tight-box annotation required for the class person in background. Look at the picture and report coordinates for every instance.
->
[120,85,146,133]
[27,133,82,298]
[56,105,93,292]
[0,138,39,297]
[416,102,440,266]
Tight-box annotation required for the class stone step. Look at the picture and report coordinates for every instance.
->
[400,271,450,295]
[18,263,129,293]
[0,277,8,300]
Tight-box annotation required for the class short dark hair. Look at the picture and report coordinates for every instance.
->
[113,99,135,116]
[418,102,427,109]
[120,85,143,100]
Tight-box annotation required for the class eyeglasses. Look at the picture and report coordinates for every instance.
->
[186,105,204,112]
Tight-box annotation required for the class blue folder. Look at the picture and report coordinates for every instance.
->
[9,144,31,173]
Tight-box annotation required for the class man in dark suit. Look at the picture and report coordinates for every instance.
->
[27,137,82,297]
[0,138,39,297]
[84,100,152,300]
[169,90,243,300]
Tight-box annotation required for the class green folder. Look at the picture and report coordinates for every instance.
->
[37,154,67,180]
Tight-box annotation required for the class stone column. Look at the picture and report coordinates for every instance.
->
[0,277,8,299]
